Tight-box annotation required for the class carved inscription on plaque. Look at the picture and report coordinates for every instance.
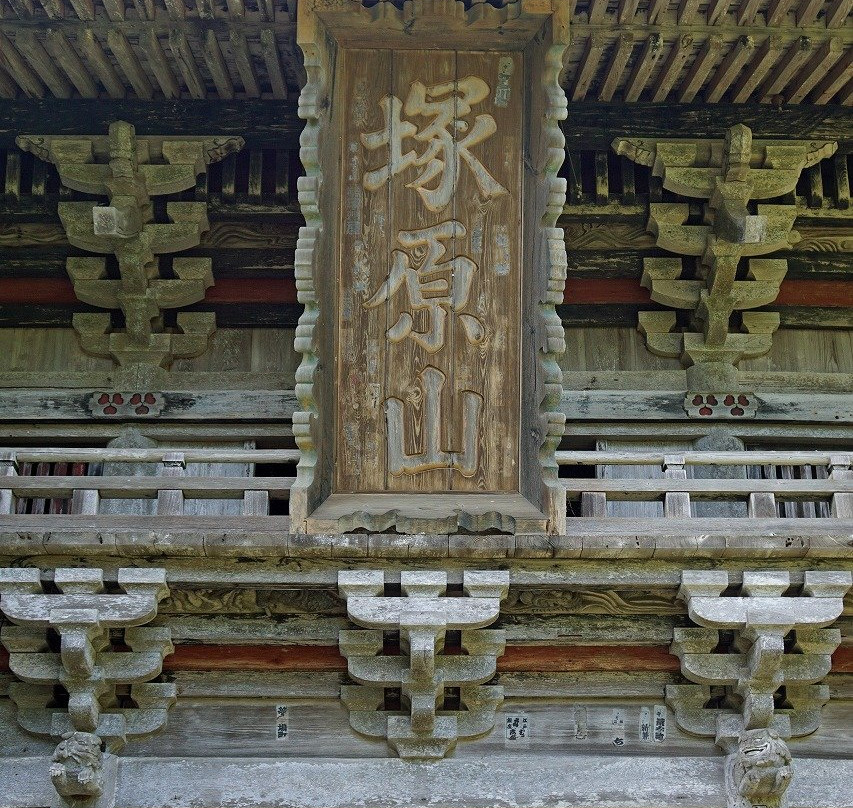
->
[336,50,522,494]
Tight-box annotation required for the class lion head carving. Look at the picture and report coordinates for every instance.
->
[730,728,793,808]
[49,732,104,799]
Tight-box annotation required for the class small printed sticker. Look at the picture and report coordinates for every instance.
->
[639,706,651,742]
[495,56,514,107]
[653,705,667,742]
[574,706,588,740]
[611,708,625,747]
[504,713,529,745]
[275,704,289,740]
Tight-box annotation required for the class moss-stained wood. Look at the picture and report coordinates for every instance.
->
[563,102,853,149]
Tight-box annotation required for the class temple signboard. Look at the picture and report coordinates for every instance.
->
[293,0,569,534]
[337,51,522,495]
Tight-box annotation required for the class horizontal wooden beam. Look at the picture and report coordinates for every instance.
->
[2,645,851,674]
[0,278,849,309]
[0,99,301,149]
[560,102,853,149]
[0,100,851,153]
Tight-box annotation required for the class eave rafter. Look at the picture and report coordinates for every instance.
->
[0,0,848,104]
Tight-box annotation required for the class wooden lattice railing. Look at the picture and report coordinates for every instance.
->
[1,448,852,522]
[558,450,853,519]
[1,448,298,517]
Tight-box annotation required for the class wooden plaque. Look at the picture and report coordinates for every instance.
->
[293,0,569,534]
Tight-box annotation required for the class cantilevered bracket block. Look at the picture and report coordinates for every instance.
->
[17,122,243,381]
[0,567,175,752]
[614,125,836,393]
[338,570,509,760]
[666,570,850,808]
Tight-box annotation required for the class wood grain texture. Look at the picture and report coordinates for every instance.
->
[334,48,390,493]
[334,49,522,496]
[4,645,849,674]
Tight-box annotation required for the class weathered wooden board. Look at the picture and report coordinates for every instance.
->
[0,389,298,420]
[0,100,302,150]
[334,49,523,496]
[561,390,853,422]
[562,102,853,149]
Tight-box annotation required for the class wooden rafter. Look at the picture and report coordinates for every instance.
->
[169,30,206,99]
[77,29,125,99]
[810,49,853,104]
[230,31,260,98]
[0,0,845,107]
[650,34,694,102]
[0,31,44,98]
[139,29,180,100]
[16,30,72,98]
[599,32,635,102]
[107,29,153,100]
[572,34,607,102]
[787,38,843,104]
[705,35,754,102]
[677,35,723,103]
[202,31,235,101]
[730,35,783,103]
[766,0,795,26]
[623,34,664,102]
[757,36,814,101]
[44,29,99,99]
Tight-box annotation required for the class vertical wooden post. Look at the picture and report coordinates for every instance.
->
[157,451,186,516]
[663,455,691,518]
[581,492,607,518]
[0,450,18,515]
[829,454,852,518]
[748,492,777,519]
[70,459,100,516]
[243,489,270,516]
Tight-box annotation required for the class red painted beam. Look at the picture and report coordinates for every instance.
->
[0,278,77,304]
[563,278,853,307]
[205,279,298,304]
[1,645,851,673]
[563,278,652,304]
[775,280,853,308]
[0,277,850,308]
[0,278,297,306]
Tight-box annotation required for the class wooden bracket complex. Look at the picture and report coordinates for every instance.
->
[0,567,175,808]
[17,122,244,388]
[292,0,569,534]
[613,125,836,393]
[338,569,509,760]
[666,570,851,808]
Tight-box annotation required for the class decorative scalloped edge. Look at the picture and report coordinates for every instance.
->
[320,0,526,29]
[291,13,330,529]
[326,509,524,535]
[536,8,570,535]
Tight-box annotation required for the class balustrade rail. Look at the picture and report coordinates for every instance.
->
[557,451,853,519]
[1,448,851,524]
[1,448,299,518]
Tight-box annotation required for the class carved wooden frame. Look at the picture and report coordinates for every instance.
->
[291,0,569,535]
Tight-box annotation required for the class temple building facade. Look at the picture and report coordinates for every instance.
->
[0,1,850,807]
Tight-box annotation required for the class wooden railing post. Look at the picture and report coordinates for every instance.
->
[829,454,853,518]
[748,491,777,518]
[581,491,607,517]
[243,489,270,516]
[663,455,691,518]
[0,450,18,515]
[70,487,100,516]
[157,452,186,516]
